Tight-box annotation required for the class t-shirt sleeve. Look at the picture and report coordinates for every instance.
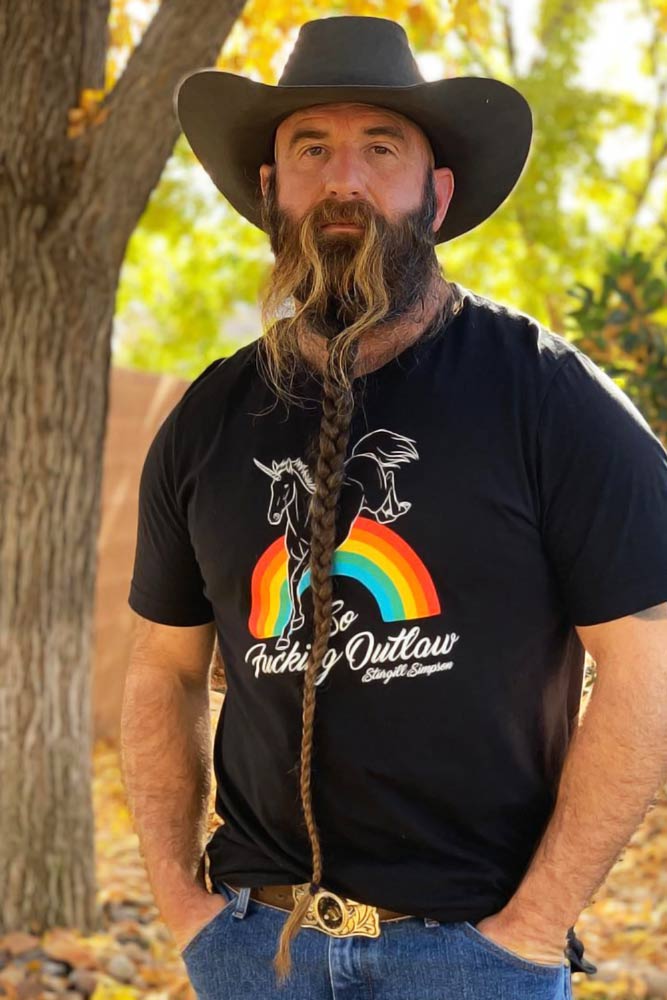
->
[127,402,215,628]
[537,349,667,626]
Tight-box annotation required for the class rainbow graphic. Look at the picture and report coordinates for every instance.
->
[248,515,441,639]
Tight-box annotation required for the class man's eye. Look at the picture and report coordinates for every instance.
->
[303,145,392,157]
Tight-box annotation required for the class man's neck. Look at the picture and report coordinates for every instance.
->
[296,275,454,378]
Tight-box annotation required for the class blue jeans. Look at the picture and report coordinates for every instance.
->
[180,880,574,999]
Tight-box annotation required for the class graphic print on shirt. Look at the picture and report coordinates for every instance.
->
[248,428,460,686]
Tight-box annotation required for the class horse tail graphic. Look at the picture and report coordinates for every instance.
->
[348,428,418,468]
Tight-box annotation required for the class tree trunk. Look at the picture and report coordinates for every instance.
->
[0,229,116,931]
[0,0,246,935]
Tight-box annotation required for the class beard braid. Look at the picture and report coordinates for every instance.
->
[257,164,452,407]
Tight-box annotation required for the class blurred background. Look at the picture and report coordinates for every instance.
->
[2,0,666,997]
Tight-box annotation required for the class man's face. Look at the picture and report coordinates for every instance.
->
[261,102,452,229]
[256,103,454,392]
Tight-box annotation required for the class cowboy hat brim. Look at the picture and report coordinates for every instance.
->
[174,70,533,244]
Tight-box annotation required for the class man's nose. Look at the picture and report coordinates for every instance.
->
[321,148,366,199]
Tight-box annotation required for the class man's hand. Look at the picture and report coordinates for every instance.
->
[167,888,230,954]
[472,909,569,966]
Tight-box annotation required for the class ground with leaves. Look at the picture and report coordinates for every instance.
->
[0,691,665,1000]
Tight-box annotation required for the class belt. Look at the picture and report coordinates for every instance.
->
[225,882,413,938]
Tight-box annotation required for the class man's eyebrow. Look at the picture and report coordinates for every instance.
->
[286,123,407,151]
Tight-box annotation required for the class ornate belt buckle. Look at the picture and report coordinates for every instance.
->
[292,884,381,938]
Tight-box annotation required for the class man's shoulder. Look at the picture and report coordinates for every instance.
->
[461,285,578,371]
[147,340,260,452]
[175,339,259,411]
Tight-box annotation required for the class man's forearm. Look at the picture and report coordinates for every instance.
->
[120,662,212,918]
[504,654,667,932]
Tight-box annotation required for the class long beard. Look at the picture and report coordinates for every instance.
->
[257,167,445,405]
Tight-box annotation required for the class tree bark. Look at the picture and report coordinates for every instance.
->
[0,0,245,934]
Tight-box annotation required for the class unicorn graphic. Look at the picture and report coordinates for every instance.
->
[254,429,418,650]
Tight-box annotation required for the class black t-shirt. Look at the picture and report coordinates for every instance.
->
[128,283,667,923]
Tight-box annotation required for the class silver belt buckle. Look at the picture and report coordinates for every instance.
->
[292,884,381,938]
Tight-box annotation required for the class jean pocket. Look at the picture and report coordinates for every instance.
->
[462,921,566,974]
[179,891,237,963]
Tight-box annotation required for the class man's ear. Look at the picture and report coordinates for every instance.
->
[432,166,455,233]
[259,163,274,198]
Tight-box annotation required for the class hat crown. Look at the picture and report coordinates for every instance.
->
[278,16,425,88]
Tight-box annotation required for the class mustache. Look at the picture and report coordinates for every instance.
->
[307,197,376,228]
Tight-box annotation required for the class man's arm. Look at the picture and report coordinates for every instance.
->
[120,613,221,946]
[485,602,667,960]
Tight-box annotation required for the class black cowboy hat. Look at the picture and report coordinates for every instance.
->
[173,15,533,245]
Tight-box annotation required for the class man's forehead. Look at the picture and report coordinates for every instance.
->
[276,102,425,144]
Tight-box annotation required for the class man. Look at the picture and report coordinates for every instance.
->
[122,15,667,1000]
